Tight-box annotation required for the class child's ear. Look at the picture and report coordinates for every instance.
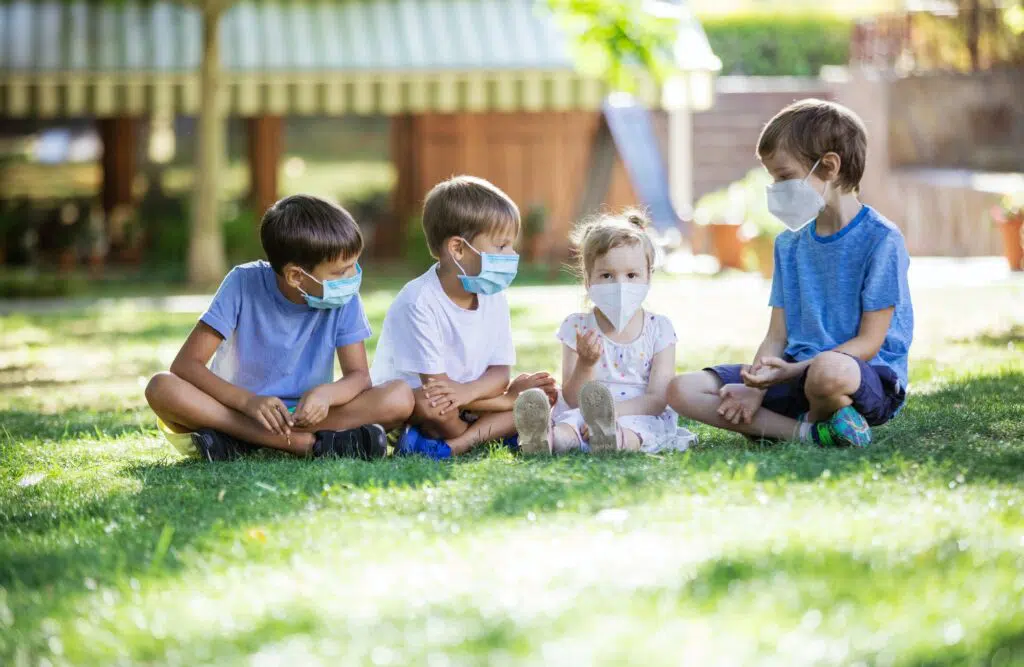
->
[445,237,464,261]
[282,264,305,289]
[817,152,842,183]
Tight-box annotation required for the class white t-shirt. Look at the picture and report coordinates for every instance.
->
[370,265,516,388]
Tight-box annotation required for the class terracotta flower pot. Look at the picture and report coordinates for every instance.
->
[999,213,1024,272]
[709,222,746,270]
[749,234,776,280]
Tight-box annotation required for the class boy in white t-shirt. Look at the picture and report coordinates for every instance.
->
[371,176,557,458]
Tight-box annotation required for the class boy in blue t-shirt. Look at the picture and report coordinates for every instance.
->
[668,99,914,447]
[145,195,414,460]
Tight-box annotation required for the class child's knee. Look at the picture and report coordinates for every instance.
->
[667,371,717,410]
[805,352,859,397]
[379,380,416,422]
[412,390,466,439]
[144,371,178,409]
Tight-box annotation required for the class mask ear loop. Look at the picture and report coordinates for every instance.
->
[452,237,480,277]
[296,268,322,299]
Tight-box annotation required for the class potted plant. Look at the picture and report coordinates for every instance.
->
[991,191,1024,272]
[736,168,785,280]
[523,203,549,264]
[695,184,747,271]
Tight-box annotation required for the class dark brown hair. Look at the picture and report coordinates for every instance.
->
[421,176,521,258]
[757,98,867,192]
[259,194,363,274]
[570,208,656,280]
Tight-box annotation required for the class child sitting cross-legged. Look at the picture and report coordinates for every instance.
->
[513,210,695,455]
[145,195,415,461]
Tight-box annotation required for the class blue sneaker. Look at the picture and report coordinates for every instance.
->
[502,434,520,452]
[811,406,872,448]
[396,426,452,460]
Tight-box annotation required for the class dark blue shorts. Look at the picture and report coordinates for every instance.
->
[706,353,906,427]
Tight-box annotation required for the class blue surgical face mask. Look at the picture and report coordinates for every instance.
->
[453,238,519,295]
[299,264,361,309]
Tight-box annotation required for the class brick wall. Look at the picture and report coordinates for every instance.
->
[692,77,833,200]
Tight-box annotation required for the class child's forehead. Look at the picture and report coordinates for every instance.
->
[593,243,646,268]
[761,148,807,173]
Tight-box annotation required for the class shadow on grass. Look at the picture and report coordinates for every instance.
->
[0,455,453,593]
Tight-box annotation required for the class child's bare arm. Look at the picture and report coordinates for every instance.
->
[562,330,601,408]
[292,342,373,428]
[169,323,291,434]
[463,372,557,413]
[833,307,893,361]
[616,344,676,417]
[420,365,511,416]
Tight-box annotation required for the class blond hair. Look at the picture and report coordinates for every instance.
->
[570,208,656,281]
[756,98,867,193]
[421,175,521,258]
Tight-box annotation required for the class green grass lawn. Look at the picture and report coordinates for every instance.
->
[2,275,1024,665]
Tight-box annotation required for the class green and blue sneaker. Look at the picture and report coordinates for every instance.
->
[810,406,872,448]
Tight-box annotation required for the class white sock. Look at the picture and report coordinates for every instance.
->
[797,421,812,442]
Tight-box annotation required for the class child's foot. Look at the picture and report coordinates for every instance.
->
[396,426,452,460]
[513,388,553,454]
[580,381,617,453]
[191,428,258,462]
[313,424,387,460]
[809,406,872,448]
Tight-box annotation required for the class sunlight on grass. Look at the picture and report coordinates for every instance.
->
[1,277,1023,664]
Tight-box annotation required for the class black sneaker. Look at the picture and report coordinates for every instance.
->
[190,428,258,462]
[312,424,387,460]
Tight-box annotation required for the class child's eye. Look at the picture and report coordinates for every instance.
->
[628,272,638,279]
[600,273,612,279]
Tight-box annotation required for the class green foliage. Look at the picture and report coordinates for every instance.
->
[403,215,436,272]
[222,205,264,266]
[701,13,852,76]
[0,270,87,298]
[696,168,785,238]
[547,0,680,90]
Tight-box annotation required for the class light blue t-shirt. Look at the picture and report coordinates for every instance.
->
[200,260,372,407]
[769,205,914,387]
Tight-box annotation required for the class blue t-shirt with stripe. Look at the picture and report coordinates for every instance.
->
[769,205,914,387]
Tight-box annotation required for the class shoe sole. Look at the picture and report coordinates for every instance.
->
[580,381,617,453]
[514,388,552,455]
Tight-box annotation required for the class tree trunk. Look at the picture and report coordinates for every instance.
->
[187,4,227,286]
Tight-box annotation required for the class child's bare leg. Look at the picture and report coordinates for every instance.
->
[803,352,858,422]
[300,381,414,433]
[410,388,470,440]
[619,428,642,452]
[552,423,582,454]
[668,371,800,441]
[446,411,515,455]
[145,372,312,455]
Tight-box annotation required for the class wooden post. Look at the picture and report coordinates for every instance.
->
[99,116,137,216]
[247,115,283,218]
[380,113,417,259]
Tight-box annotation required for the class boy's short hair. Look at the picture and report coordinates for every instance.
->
[757,98,867,192]
[421,175,521,258]
[260,195,363,274]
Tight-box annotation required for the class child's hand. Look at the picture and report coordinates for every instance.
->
[741,357,802,389]
[423,378,472,416]
[717,383,765,425]
[507,372,558,406]
[244,395,294,435]
[293,384,333,428]
[575,329,603,367]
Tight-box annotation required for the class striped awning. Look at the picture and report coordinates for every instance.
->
[0,0,719,117]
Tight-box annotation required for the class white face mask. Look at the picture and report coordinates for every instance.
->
[765,157,825,231]
[588,282,650,331]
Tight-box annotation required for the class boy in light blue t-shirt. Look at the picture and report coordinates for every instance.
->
[669,99,914,447]
[145,195,414,461]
